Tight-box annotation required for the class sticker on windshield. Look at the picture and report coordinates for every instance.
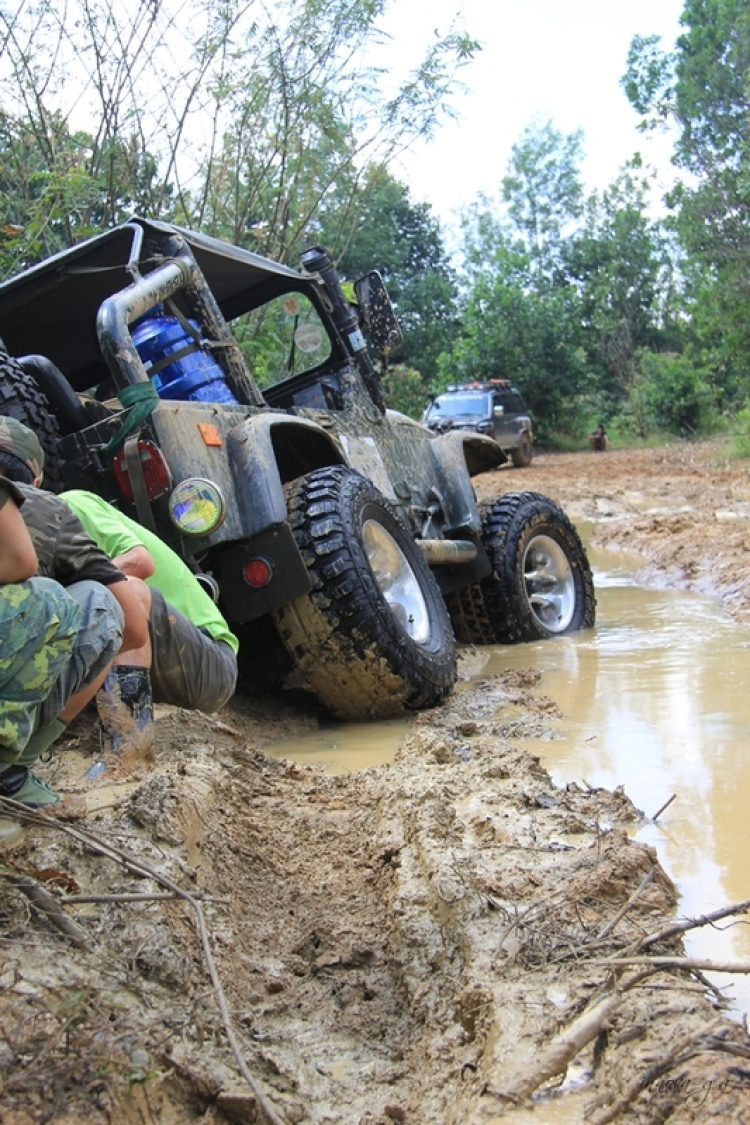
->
[294,323,323,353]
[282,296,302,317]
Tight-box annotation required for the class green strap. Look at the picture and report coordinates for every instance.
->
[101,382,160,455]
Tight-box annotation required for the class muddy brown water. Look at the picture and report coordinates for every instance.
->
[266,535,750,1022]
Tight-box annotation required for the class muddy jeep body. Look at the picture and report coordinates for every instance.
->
[0,218,594,717]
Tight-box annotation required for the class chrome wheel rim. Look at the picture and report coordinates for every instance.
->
[522,533,576,633]
[363,519,430,644]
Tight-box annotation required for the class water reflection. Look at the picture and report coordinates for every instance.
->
[264,543,750,1016]
[480,546,750,1018]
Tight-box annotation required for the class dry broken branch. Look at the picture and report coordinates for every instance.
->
[6,873,89,947]
[489,969,652,1104]
[639,897,750,949]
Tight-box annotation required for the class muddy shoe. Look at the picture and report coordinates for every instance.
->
[0,764,60,807]
[92,665,154,777]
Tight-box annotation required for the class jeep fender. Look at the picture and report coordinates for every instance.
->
[428,430,505,533]
[227,412,346,537]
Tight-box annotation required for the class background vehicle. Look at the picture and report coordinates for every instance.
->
[424,380,533,467]
[0,219,593,719]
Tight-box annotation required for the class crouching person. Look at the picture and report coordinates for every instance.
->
[0,461,127,806]
[0,419,150,789]
[61,490,239,733]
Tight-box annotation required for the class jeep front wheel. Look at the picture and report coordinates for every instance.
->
[511,432,533,468]
[446,491,595,644]
[272,466,457,719]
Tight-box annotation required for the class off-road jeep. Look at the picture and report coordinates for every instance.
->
[423,380,534,467]
[0,218,594,719]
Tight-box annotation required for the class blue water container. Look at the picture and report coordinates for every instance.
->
[132,309,239,405]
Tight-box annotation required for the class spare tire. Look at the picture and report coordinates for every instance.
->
[446,491,595,644]
[272,465,457,719]
[0,351,64,491]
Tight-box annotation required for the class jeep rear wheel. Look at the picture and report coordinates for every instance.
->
[272,466,457,719]
[511,432,533,468]
[446,491,595,644]
[0,352,64,491]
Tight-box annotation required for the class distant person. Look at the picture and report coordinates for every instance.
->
[0,418,146,806]
[589,423,609,452]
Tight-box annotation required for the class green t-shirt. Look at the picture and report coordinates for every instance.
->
[61,490,239,655]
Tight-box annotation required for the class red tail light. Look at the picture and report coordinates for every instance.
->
[243,557,274,588]
[113,440,172,503]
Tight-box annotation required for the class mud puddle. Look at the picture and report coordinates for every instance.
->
[267,539,750,1021]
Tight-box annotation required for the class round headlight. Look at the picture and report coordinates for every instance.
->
[168,478,226,536]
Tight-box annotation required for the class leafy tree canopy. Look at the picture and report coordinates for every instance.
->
[319,170,459,382]
[0,0,479,272]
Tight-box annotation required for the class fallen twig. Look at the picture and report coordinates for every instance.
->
[62,891,180,904]
[0,795,286,1125]
[651,792,676,821]
[490,969,650,1103]
[596,868,655,942]
[595,956,750,974]
[60,891,228,905]
[195,711,245,741]
[639,897,750,949]
[6,873,88,947]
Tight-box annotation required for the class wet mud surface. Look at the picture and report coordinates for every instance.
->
[3,440,750,1124]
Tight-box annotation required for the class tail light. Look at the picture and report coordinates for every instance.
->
[113,439,172,503]
[243,556,274,588]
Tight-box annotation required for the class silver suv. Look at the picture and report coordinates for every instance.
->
[424,381,533,467]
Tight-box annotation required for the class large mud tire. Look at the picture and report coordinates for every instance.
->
[272,466,457,720]
[511,432,533,468]
[0,352,64,491]
[446,491,595,644]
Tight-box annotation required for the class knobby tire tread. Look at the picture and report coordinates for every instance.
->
[272,466,457,720]
[0,352,64,491]
[447,491,595,645]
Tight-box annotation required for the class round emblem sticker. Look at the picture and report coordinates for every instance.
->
[294,323,323,353]
[282,296,301,317]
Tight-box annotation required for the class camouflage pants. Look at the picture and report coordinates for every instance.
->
[0,578,124,761]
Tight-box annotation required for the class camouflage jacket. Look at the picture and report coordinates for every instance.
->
[0,475,24,512]
[15,485,127,589]
[0,577,80,754]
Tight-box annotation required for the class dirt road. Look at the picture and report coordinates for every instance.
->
[2,440,750,1125]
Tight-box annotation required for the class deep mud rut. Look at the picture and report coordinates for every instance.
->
[2,440,750,1125]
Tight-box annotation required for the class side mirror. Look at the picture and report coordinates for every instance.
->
[354,271,403,357]
[493,404,504,417]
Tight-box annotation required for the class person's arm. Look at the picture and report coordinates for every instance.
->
[0,493,38,583]
[112,545,155,579]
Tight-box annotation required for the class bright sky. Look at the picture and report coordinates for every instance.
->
[374,0,685,227]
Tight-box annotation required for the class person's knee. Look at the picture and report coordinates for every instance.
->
[59,580,125,687]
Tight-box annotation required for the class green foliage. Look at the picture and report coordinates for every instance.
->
[501,119,585,281]
[0,0,478,272]
[623,1,750,395]
[437,248,593,441]
[630,349,718,436]
[381,364,426,419]
[320,171,459,383]
[447,123,594,441]
[564,161,671,399]
[731,403,750,460]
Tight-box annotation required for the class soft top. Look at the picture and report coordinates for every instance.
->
[0,218,305,391]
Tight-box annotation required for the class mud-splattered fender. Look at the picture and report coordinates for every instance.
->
[428,430,505,533]
[227,412,345,537]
